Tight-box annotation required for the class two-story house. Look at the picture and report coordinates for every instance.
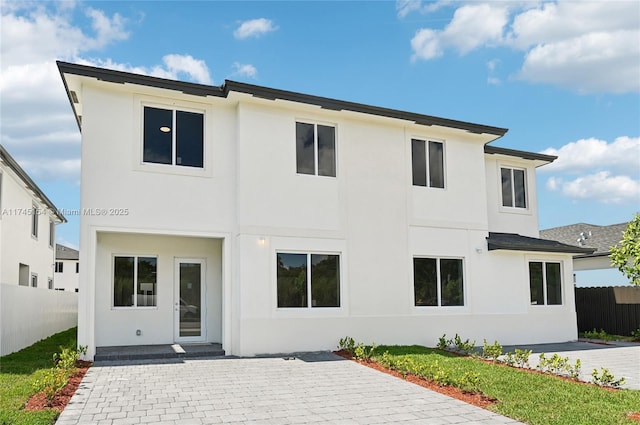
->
[54,244,80,292]
[57,61,592,360]
[0,145,66,289]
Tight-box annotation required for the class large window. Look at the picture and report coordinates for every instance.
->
[143,106,204,168]
[113,256,157,307]
[412,139,445,188]
[414,257,464,306]
[296,122,336,177]
[501,167,527,208]
[277,252,340,308]
[529,261,562,305]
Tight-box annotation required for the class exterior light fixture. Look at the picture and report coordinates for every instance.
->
[159,126,171,133]
[258,237,266,246]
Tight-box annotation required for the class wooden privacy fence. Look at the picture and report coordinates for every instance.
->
[575,286,640,336]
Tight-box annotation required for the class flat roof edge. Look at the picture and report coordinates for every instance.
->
[484,145,556,163]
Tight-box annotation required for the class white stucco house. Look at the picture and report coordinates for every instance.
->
[54,244,80,292]
[58,61,593,360]
[1,144,77,356]
[0,145,66,289]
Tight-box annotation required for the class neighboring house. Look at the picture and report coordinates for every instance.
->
[54,244,79,292]
[0,144,76,356]
[58,61,592,360]
[0,145,66,288]
[540,223,627,271]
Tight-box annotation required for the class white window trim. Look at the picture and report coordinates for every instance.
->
[410,136,447,190]
[49,220,55,248]
[498,163,530,214]
[111,254,159,310]
[132,95,212,178]
[412,256,467,311]
[528,259,564,307]
[295,119,338,178]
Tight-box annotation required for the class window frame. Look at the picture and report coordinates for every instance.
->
[499,165,528,210]
[31,203,38,239]
[55,261,63,273]
[276,251,341,309]
[411,138,446,189]
[48,278,54,290]
[30,273,38,288]
[528,260,563,306]
[49,220,55,248]
[112,254,159,309]
[413,256,465,308]
[295,120,337,178]
[136,99,209,176]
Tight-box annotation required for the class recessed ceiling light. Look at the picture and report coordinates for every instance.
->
[160,126,171,133]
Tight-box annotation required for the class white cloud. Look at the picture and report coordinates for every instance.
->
[233,18,278,39]
[396,0,453,18]
[540,137,640,175]
[546,172,640,204]
[232,62,257,79]
[409,1,640,93]
[0,3,217,185]
[411,4,508,60]
[542,136,640,205]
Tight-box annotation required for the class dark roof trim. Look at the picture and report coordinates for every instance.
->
[224,80,509,136]
[487,232,595,254]
[57,61,508,137]
[0,145,66,222]
[484,145,556,163]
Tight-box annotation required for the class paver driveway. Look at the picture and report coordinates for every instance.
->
[56,352,522,425]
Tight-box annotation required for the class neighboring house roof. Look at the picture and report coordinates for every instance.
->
[0,144,66,222]
[487,232,595,254]
[56,244,79,261]
[540,223,628,259]
[56,61,508,137]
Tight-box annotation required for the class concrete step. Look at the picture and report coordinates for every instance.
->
[95,343,225,361]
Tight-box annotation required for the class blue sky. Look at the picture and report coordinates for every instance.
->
[1,1,639,285]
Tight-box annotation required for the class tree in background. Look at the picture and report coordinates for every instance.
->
[610,214,640,286]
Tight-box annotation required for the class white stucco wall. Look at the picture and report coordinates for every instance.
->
[54,259,79,291]
[73,77,577,359]
[0,162,57,288]
[94,232,222,347]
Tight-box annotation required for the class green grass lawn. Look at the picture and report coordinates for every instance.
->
[0,327,77,425]
[372,345,640,425]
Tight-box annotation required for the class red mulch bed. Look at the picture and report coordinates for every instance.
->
[334,350,497,409]
[24,361,92,412]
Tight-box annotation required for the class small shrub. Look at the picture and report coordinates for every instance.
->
[631,328,640,341]
[568,359,582,380]
[353,342,376,361]
[338,336,355,354]
[54,346,79,370]
[437,334,449,351]
[453,334,475,355]
[514,349,532,368]
[591,368,625,388]
[481,339,503,361]
[32,368,68,405]
[583,328,613,341]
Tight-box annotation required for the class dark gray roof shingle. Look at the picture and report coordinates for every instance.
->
[540,223,628,258]
[56,244,79,260]
[487,232,595,254]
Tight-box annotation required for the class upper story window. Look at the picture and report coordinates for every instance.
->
[277,252,340,308]
[529,261,562,306]
[143,106,204,168]
[501,167,527,208]
[413,257,464,306]
[49,220,55,248]
[31,204,38,238]
[55,262,63,273]
[412,139,444,188]
[296,122,336,177]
